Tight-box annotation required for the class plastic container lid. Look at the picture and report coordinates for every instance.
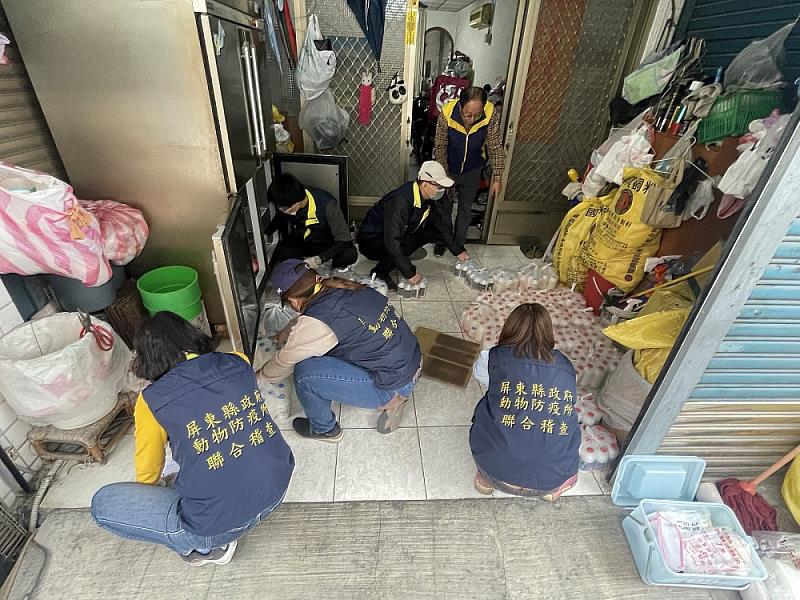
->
[611,455,705,508]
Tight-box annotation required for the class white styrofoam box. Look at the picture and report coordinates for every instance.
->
[0,302,22,335]
[0,281,12,308]
[0,397,18,432]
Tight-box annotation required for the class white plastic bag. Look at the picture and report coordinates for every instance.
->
[0,313,131,429]
[298,89,349,150]
[594,126,654,185]
[295,14,336,101]
[724,21,795,91]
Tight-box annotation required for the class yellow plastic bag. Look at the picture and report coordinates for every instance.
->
[603,307,691,383]
[783,455,800,526]
[579,167,664,291]
[552,194,613,290]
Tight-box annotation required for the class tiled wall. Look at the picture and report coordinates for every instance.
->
[0,280,39,509]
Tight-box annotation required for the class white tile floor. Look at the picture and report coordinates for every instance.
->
[41,244,611,508]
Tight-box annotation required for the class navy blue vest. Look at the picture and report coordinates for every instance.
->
[143,353,294,536]
[304,287,421,389]
[358,182,431,238]
[289,187,336,245]
[469,345,580,491]
[442,99,494,175]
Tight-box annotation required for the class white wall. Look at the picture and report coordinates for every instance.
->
[0,281,38,509]
[424,10,458,36]
[454,0,517,88]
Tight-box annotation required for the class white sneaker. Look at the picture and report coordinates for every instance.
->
[181,540,238,567]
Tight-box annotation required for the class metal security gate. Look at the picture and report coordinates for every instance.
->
[488,0,645,246]
[311,0,409,198]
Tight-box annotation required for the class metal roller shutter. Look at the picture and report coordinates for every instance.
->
[659,212,800,478]
[674,0,800,84]
[0,5,65,178]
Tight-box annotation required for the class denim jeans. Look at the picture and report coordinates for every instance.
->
[293,356,418,433]
[91,482,284,556]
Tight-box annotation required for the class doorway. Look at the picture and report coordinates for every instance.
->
[410,0,517,243]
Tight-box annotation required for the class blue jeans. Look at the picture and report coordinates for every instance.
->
[91,482,284,556]
[293,357,418,433]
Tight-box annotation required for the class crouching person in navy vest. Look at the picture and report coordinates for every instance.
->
[259,259,422,440]
[91,312,294,567]
[470,303,580,500]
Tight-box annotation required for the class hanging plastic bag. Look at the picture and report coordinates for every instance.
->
[594,126,654,186]
[724,21,796,91]
[80,199,149,265]
[622,46,683,105]
[684,177,716,221]
[0,313,130,429]
[0,163,112,286]
[295,14,336,101]
[299,89,349,150]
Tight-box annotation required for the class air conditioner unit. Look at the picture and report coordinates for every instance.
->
[469,4,493,29]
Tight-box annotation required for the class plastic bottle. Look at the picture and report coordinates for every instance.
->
[418,279,427,298]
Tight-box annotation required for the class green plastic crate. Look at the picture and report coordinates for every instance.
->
[697,89,784,144]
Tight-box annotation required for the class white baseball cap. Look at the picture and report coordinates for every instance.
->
[418,161,455,188]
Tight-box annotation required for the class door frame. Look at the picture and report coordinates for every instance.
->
[484,0,538,244]
[486,0,649,246]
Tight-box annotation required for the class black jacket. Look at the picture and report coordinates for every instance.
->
[266,187,354,262]
[358,182,463,278]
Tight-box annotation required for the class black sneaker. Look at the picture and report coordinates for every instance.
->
[433,244,446,257]
[182,541,238,566]
[292,417,343,442]
[371,268,398,292]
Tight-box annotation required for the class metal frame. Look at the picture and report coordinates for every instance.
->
[400,0,421,183]
[624,109,800,456]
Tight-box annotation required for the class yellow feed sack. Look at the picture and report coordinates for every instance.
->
[603,307,691,383]
[783,455,800,526]
[579,168,664,291]
[552,194,613,291]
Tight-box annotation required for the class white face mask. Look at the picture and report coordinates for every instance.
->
[428,185,445,200]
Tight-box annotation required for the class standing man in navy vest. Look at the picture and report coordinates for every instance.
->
[434,86,506,255]
[357,161,469,291]
[266,173,358,270]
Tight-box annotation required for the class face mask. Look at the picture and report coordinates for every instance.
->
[429,186,445,201]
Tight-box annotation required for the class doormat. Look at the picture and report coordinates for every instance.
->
[415,327,481,388]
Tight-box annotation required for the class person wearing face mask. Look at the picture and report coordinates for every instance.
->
[357,161,469,291]
[433,86,506,256]
[265,173,357,271]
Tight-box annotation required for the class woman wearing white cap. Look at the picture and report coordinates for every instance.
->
[357,160,469,290]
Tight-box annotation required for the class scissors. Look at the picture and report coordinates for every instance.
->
[78,309,114,351]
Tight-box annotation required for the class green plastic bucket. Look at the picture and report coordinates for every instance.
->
[137,266,202,320]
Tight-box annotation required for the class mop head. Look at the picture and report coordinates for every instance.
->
[717,478,778,534]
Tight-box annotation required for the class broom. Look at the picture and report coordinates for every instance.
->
[717,444,800,534]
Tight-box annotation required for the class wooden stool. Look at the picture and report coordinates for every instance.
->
[28,393,135,463]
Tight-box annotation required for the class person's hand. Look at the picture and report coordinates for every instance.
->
[456,251,469,262]
[490,180,502,201]
[274,319,296,346]
[408,273,423,285]
[304,255,322,268]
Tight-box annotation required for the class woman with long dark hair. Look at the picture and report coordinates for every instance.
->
[469,303,580,499]
[259,259,422,439]
[91,312,294,566]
